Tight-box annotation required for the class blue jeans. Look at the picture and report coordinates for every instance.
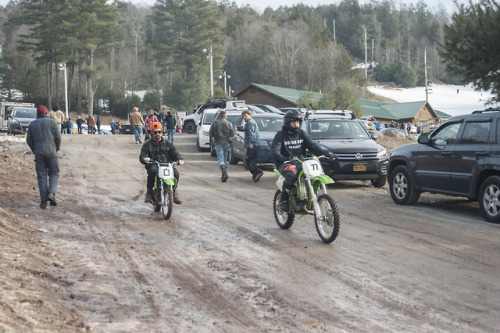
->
[167,129,175,142]
[215,144,229,167]
[133,125,143,142]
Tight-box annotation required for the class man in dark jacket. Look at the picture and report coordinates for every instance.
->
[270,109,332,211]
[165,110,176,142]
[26,105,62,209]
[209,110,234,182]
[139,122,184,204]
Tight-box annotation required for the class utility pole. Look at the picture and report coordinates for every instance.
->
[424,49,431,103]
[364,26,368,79]
[333,19,336,40]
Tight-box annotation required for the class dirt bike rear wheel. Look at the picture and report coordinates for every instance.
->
[273,190,294,229]
[162,186,173,220]
[314,194,340,243]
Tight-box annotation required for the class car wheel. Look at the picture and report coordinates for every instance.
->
[184,121,196,134]
[478,176,500,223]
[389,165,420,205]
[228,144,239,165]
[210,141,216,157]
[371,175,387,188]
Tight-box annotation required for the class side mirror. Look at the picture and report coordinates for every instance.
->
[371,133,378,140]
[237,125,245,131]
[417,134,429,144]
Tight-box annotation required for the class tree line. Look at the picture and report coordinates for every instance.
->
[0,0,497,119]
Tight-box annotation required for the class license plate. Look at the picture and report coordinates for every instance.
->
[353,164,367,172]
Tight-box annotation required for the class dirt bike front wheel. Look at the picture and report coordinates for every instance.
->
[314,194,340,243]
[273,190,294,229]
[162,186,173,220]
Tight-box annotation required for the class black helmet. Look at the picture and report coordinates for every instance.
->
[284,109,302,134]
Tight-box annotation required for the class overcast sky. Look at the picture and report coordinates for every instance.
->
[0,0,475,14]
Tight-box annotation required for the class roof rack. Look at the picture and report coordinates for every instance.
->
[472,107,500,114]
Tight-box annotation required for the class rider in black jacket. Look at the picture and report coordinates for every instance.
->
[270,109,332,211]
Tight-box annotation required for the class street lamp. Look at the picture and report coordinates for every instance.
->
[59,63,68,118]
[218,71,231,95]
[202,45,213,99]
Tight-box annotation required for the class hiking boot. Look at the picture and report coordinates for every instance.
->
[40,201,47,209]
[144,188,153,203]
[173,189,182,205]
[280,200,290,212]
[253,171,263,183]
[47,193,57,206]
[220,165,228,182]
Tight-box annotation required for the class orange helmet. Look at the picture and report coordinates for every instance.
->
[150,122,162,131]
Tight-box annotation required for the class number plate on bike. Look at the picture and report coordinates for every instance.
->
[303,159,323,177]
[353,163,367,172]
[159,165,174,179]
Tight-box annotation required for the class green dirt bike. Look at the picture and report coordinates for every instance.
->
[150,160,178,220]
[273,156,340,243]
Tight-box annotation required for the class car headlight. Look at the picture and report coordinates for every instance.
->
[11,119,20,125]
[377,148,388,160]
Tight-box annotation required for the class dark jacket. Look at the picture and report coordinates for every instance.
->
[209,118,234,146]
[26,114,61,155]
[270,128,327,167]
[165,114,176,130]
[139,138,182,167]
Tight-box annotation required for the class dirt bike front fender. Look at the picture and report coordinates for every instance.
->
[164,178,175,186]
[313,175,334,185]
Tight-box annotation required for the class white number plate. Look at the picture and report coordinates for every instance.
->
[159,165,174,180]
[302,159,323,177]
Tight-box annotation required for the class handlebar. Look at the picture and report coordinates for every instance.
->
[146,160,179,167]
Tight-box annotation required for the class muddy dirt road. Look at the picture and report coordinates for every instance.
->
[0,133,499,332]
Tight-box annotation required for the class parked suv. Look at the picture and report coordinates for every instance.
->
[183,99,247,134]
[388,108,500,222]
[7,107,37,135]
[302,110,388,187]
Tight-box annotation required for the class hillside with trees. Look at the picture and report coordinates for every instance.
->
[0,0,497,116]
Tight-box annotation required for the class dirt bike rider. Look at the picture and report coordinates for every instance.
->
[139,122,184,204]
[270,109,335,212]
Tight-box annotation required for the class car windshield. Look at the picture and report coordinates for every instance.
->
[13,108,37,118]
[308,120,370,140]
[203,113,217,125]
[255,117,283,132]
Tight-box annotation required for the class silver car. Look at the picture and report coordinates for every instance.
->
[7,107,37,135]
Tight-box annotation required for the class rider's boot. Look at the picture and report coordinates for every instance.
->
[144,188,153,203]
[280,183,293,212]
[220,165,228,182]
[173,189,182,205]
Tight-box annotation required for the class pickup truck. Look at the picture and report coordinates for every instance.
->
[183,99,247,134]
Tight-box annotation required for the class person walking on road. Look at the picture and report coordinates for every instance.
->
[26,105,61,209]
[165,110,176,142]
[76,116,84,134]
[130,107,145,144]
[242,109,263,182]
[209,110,234,182]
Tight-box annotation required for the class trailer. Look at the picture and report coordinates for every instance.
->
[0,102,35,131]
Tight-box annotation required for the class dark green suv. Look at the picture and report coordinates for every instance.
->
[388,108,500,222]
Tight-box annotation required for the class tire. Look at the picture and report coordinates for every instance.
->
[184,121,196,134]
[153,188,161,212]
[273,190,294,229]
[478,176,500,223]
[210,141,216,157]
[371,175,387,188]
[314,194,340,243]
[228,144,239,165]
[162,186,173,220]
[389,165,420,205]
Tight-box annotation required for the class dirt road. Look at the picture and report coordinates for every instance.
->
[1,133,499,332]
